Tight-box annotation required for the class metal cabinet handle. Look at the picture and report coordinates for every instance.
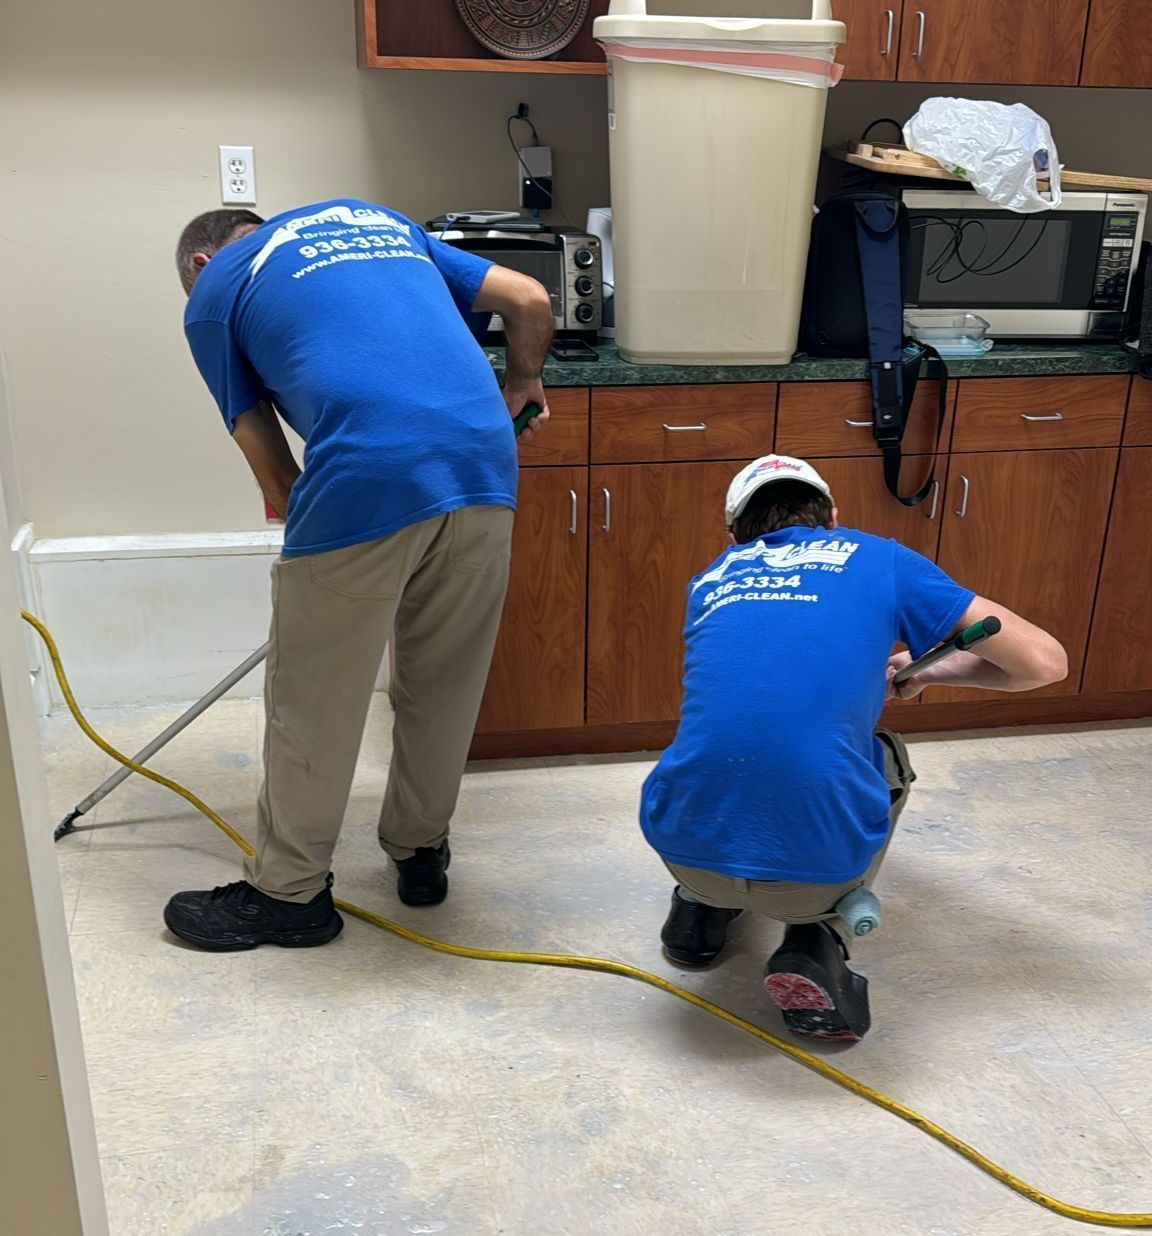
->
[662,423,707,432]
[913,10,925,57]
[925,478,939,521]
[954,475,969,519]
[1020,412,1065,422]
[882,8,894,55]
[569,489,578,535]
[602,488,612,533]
[845,418,874,428]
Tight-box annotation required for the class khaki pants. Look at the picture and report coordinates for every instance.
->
[245,505,513,902]
[667,729,915,926]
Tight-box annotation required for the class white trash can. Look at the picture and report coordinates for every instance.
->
[594,1,845,365]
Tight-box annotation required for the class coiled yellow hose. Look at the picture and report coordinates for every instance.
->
[23,608,1152,1229]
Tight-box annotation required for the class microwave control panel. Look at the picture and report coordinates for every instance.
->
[1092,212,1141,308]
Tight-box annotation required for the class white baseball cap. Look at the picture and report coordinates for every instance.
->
[725,455,832,526]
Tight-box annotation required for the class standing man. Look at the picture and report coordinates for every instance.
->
[164,199,554,951]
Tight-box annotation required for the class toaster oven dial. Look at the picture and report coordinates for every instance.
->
[575,275,596,297]
[574,247,596,269]
[575,302,596,324]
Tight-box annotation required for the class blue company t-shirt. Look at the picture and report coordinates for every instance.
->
[640,526,974,883]
[184,199,517,557]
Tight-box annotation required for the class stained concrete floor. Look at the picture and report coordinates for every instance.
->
[43,699,1152,1235]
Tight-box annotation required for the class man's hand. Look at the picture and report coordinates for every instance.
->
[885,650,925,701]
[503,378,550,441]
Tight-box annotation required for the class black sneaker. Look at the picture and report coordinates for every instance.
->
[394,842,450,907]
[163,876,343,952]
[763,922,871,1043]
[660,887,743,967]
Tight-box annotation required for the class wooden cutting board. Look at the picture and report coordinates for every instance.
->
[828,142,1152,194]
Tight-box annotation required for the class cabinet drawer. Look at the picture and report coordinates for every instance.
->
[952,376,1126,451]
[591,385,776,464]
[519,387,589,466]
[776,381,954,458]
[1125,377,1152,446]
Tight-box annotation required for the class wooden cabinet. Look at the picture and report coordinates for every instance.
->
[777,379,954,458]
[814,455,943,559]
[832,0,900,80]
[1082,448,1152,694]
[1081,0,1152,86]
[951,376,1127,452]
[897,0,1090,85]
[591,385,775,465]
[587,462,734,726]
[927,448,1118,702]
[1126,379,1152,447]
[475,467,588,734]
[517,387,589,466]
[474,372,1151,757]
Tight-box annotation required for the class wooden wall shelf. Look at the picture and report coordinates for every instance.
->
[357,0,610,74]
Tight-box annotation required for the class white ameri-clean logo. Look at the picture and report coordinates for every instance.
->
[249,206,413,277]
[691,539,859,594]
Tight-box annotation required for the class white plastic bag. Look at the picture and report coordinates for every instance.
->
[904,98,1061,213]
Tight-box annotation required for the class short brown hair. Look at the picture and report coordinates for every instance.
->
[730,480,834,544]
[175,208,264,293]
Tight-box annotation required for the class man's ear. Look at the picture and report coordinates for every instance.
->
[192,252,211,271]
[726,529,736,545]
[828,506,839,530]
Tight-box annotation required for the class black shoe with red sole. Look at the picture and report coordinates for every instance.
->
[763,922,871,1043]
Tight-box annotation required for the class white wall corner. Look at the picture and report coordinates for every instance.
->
[9,523,49,718]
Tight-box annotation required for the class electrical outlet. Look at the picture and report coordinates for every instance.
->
[219,145,256,206]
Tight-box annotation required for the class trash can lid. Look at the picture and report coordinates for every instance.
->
[595,4,844,45]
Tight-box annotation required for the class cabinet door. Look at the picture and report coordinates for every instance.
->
[815,455,943,559]
[927,448,1118,702]
[1083,449,1152,693]
[475,468,587,733]
[832,0,900,80]
[898,0,1089,84]
[1081,0,1152,86]
[588,463,733,726]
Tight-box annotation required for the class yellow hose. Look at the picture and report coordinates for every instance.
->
[23,607,1152,1229]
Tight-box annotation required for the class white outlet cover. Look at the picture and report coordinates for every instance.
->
[219,145,256,206]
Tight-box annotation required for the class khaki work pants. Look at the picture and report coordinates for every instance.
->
[667,729,915,925]
[245,505,513,902]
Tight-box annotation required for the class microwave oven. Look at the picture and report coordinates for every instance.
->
[434,226,603,335]
[901,189,1147,339]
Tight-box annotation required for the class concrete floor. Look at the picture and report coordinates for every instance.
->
[43,699,1152,1235]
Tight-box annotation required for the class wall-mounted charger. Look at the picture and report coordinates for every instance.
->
[518,145,553,211]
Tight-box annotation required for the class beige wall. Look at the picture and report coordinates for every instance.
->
[0,0,1147,541]
[0,0,609,539]
[0,347,22,536]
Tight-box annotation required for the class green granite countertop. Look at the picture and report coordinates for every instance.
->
[487,342,1135,386]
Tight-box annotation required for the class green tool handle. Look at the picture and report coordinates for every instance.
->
[513,402,542,437]
[893,616,1002,686]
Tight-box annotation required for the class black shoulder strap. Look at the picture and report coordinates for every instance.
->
[852,198,947,507]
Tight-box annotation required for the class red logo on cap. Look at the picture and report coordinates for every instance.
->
[754,458,801,475]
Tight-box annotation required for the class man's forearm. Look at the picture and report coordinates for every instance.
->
[502,289,554,383]
[231,403,301,520]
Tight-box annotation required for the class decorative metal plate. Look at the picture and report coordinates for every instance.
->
[455,0,592,60]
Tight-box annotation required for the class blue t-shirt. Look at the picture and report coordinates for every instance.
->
[639,526,974,883]
[184,199,517,557]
